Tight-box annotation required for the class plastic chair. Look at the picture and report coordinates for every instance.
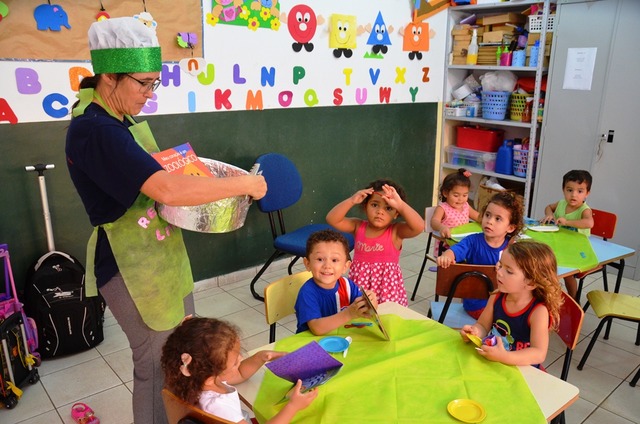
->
[631,366,640,387]
[574,209,619,303]
[550,292,585,424]
[161,388,235,424]
[248,153,354,301]
[430,262,496,328]
[410,206,436,301]
[577,291,640,372]
[264,271,312,343]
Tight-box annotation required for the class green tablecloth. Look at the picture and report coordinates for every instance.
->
[254,316,545,423]
[450,222,599,272]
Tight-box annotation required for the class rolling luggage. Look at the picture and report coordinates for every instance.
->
[22,164,105,359]
[0,244,40,409]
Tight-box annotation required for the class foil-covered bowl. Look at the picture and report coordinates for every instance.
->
[157,158,251,233]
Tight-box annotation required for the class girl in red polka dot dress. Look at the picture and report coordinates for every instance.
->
[326,179,424,306]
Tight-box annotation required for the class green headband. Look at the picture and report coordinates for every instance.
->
[90,47,162,74]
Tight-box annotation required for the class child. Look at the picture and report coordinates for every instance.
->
[431,168,480,255]
[540,170,594,299]
[326,179,424,306]
[161,317,317,424]
[295,229,377,335]
[460,242,563,368]
[436,191,524,319]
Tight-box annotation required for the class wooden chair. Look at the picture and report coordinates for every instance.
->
[161,388,235,424]
[577,291,640,372]
[574,209,619,303]
[550,292,585,424]
[429,262,496,328]
[410,206,436,301]
[264,271,312,343]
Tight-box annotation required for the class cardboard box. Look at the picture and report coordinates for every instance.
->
[483,30,511,43]
[480,12,526,26]
[527,32,553,45]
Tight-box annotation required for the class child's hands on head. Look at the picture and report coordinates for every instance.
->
[350,188,374,205]
[288,379,318,411]
[379,184,404,210]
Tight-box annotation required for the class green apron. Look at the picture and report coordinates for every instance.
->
[74,88,194,331]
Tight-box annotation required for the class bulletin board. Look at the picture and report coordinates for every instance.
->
[0,0,449,124]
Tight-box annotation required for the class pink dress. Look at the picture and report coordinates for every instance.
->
[349,222,407,306]
[434,201,470,255]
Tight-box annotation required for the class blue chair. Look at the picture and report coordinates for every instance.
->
[249,153,354,301]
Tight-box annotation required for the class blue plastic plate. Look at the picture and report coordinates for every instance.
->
[318,336,349,353]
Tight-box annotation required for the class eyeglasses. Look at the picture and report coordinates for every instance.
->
[125,74,161,93]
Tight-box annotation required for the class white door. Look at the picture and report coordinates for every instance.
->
[533,0,640,278]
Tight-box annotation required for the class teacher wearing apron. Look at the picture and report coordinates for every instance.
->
[65,17,266,424]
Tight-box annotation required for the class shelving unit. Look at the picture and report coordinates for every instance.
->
[439,0,554,214]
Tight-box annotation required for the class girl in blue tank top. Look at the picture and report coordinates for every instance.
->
[460,242,563,368]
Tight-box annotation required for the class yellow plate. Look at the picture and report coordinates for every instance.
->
[467,334,483,347]
[447,399,486,423]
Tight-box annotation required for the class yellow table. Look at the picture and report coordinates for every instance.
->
[236,303,579,423]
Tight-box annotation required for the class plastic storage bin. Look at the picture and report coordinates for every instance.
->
[528,14,555,33]
[512,146,538,177]
[481,91,511,120]
[447,146,497,171]
[509,93,528,121]
[456,126,504,152]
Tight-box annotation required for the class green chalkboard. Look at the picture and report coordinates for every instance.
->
[0,103,436,291]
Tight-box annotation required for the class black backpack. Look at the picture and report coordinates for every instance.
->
[23,251,105,358]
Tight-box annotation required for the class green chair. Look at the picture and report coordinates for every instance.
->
[577,291,640,372]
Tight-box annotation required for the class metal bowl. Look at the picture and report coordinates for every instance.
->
[157,158,251,233]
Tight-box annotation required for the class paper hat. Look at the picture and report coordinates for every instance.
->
[89,17,162,74]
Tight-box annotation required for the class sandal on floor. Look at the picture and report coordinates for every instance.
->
[71,403,100,424]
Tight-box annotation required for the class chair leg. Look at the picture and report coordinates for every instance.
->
[410,234,432,301]
[551,411,565,424]
[578,317,612,370]
[250,250,282,301]
[269,323,276,344]
[560,348,572,381]
[601,265,609,292]
[287,256,300,275]
[575,276,585,304]
[631,367,640,387]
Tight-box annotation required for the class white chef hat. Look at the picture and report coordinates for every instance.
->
[88,17,161,74]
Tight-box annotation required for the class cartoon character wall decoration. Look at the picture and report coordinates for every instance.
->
[34,3,70,31]
[134,11,157,29]
[330,14,361,59]
[363,11,392,58]
[0,1,9,23]
[282,4,323,53]
[211,0,243,23]
[251,0,279,18]
[400,21,431,60]
[96,1,110,22]
[177,32,198,50]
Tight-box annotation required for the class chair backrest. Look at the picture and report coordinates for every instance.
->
[435,263,496,299]
[425,206,436,233]
[254,153,303,213]
[264,271,312,325]
[556,291,584,351]
[590,209,617,240]
[161,388,235,424]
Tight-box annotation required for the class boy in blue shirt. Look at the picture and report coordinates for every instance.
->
[295,229,377,335]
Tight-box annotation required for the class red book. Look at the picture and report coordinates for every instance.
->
[152,142,214,177]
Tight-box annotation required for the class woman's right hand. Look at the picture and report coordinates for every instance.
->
[245,175,267,200]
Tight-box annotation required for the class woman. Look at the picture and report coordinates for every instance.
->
[65,17,266,424]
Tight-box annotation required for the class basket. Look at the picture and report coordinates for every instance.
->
[157,158,251,233]
[528,14,555,33]
[512,146,538,177]
[509,93,528,121]
[481,91,510,121]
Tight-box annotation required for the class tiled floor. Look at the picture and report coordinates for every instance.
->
[5,233,639,423]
